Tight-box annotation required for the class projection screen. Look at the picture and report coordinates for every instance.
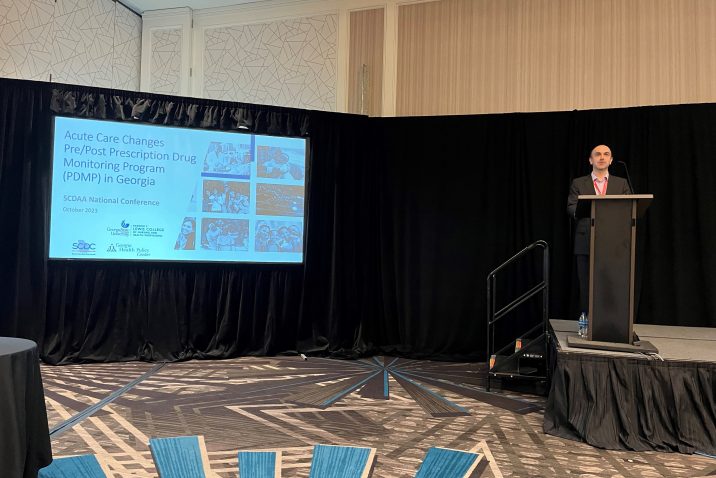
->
[49,116,307,263]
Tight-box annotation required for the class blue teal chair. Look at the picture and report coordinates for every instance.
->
[414,447,482,478]
[38,454,110,478]
[149,435,213,478]
[237,450,281,477]
[308,444,376,478]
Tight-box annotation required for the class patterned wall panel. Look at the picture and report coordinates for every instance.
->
[112,3,141,91]
[149,28,181,95]
[0,0,54,80]
[204,14,337,111]
[0,0,141,90]
[52,0,114,87]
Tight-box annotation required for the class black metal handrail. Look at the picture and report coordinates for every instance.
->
[486,240,550,391]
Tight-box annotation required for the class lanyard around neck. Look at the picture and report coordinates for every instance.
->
[593,178,607,195]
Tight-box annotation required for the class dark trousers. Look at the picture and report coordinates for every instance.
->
[576,254,589,314]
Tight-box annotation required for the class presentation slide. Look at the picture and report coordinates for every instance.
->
[49,116,306,263]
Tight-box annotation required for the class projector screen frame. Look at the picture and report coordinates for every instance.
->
[47,114,310,265]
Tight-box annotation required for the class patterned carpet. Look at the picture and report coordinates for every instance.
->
[41,356,716,477]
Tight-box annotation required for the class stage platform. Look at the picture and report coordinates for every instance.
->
[550,319,716,361]
[544,319,716,454]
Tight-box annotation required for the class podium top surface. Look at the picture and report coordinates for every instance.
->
[576,194,654,200]
[576,194,653,218]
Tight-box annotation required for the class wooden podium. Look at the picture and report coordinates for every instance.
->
[567,194,658,353]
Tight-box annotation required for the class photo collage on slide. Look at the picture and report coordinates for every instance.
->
[174,138,305,257]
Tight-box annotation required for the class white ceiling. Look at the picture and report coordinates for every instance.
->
[120,0,283,14]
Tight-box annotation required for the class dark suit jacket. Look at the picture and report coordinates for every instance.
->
[567,175,632,255]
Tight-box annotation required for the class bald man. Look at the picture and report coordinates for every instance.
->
[567,145,632,315]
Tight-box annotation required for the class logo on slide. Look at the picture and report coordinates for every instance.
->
[121,220,130,228]
[107,244,117,253]
[71,240,96,255]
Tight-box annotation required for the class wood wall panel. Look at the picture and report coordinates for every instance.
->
[348,8,384,116]
[395,0,716,116]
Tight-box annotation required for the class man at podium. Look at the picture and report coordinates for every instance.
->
[567,145,632,316]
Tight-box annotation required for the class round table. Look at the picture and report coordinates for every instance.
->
[0,337,52,477]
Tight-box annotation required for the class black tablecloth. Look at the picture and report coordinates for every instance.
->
[0,338,52,477]
[544,349,716,454]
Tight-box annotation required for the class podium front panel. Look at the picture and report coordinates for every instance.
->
[589,199,634,343]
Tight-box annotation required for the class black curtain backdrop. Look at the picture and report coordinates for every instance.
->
[1,77,715,364]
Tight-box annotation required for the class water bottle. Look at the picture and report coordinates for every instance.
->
[578,312,588,338]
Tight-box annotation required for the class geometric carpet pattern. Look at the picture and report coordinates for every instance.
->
[203,15,337,111]
[42,357,716,477]
[0,0,141,90]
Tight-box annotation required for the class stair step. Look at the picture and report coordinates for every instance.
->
[488,370,547,380]
[519,353,543,360]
